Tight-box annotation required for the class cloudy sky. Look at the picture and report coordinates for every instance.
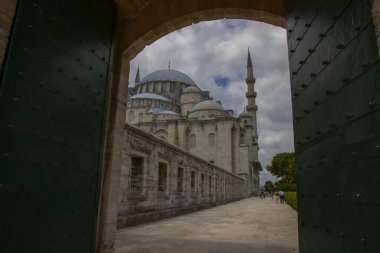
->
[128,20,294,185]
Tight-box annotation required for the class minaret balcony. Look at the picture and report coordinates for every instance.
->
[245,77,256,83]
[246,105,258,111]
[246,91,257,98]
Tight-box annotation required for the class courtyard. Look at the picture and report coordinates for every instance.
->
[116,198,298,253]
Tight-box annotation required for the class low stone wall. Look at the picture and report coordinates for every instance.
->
[0,0,17,72]
[118,124,248,228]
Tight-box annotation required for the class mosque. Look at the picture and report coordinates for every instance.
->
[126,50,261,195]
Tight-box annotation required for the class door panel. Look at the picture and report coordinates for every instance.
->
[286,0,380,252]
[0,1,115,252]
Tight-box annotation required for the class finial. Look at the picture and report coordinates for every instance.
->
[168,61,171,69]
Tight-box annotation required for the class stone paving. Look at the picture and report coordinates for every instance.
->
[116,197,299,253]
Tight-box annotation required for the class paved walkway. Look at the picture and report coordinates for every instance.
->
[116,197,298,253]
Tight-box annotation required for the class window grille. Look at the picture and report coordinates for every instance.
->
[130,157,143,191]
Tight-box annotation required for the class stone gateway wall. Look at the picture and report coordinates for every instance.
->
[118,124,248,228]
[372,0,380,55]
[0,0,17,72]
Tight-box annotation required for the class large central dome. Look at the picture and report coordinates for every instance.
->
[140,69,196,86]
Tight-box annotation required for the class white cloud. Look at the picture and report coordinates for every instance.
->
[128,19,294,183]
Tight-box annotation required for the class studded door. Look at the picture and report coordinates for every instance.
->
[287,0,380,252]
[0,0,115,252]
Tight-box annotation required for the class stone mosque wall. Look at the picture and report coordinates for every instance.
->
[117,124,247,228]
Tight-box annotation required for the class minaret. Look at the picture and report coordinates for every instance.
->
[245,48,259,155]
[135,65,140,85]
[245,48,260,196]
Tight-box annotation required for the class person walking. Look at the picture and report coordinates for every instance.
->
[274,191,279,204]
[279,190,285,204]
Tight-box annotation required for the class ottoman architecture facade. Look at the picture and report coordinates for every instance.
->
[125,51,262,199]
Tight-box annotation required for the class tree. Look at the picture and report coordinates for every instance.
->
[264,180,275,192]
[274,180,296,192]
[267,152,296,191]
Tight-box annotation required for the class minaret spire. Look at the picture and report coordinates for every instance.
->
[247,48,253,68]
[245,48,256,111]
[245,48,258,146]
[135,65,140,85]
[247,48,254,80]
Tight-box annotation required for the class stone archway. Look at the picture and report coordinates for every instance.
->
[116,0,286,60]
[1,1,379,253]
[99,1,380,253]
[97,3,288,252]
[98,0,285,249]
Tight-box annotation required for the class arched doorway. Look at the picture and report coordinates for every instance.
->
[0,1,379,253]
[102,1,380,252]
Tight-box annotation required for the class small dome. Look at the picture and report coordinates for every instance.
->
[140,69,196,86]
[129,93,168,101]
[192,100,224,112]
[183,86,201,93]
[239,112,251,118]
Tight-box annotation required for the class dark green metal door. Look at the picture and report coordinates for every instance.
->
[0,0,115,252]
[287,0,380,252]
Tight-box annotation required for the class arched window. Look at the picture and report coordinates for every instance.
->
[189,134,196,148]
[128,111,134,122]
[155,129,168,140]
[208,133,215,146]
[138,113,143,122]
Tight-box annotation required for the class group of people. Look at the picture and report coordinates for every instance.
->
[259,190,285,204]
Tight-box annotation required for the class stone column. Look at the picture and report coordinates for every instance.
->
[96,14,129,253]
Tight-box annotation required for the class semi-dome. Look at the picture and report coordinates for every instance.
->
[129,93,168,101]
[192,100,224,112]
[140,69,196,86]
[183,86,201,93]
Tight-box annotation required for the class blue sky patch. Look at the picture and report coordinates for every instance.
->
[214,76,230,88]
[224,20,246,30]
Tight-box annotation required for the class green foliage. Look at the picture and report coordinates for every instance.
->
[267,152,296,191]
[274,180,297,192]
[284,192,297,210]
[264,180,275,192]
